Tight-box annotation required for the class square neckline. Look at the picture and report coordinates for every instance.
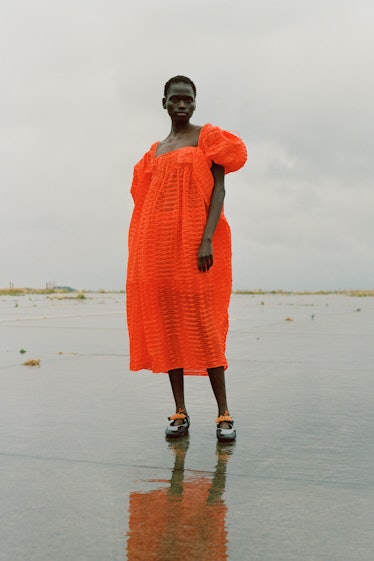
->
[153,123,209,159]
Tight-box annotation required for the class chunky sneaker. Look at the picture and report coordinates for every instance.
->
[165,409,190,438]
[216,411,236,442]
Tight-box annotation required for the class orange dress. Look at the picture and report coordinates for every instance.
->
[126,123,247,375]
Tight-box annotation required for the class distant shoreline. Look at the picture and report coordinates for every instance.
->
[1,288,373,297]
[233,289,374,297]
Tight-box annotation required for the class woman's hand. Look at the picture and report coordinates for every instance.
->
[198,238,213,272]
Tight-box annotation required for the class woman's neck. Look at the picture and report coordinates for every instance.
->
[169,121,195,137]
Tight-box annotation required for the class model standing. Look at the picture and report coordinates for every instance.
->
[126,76,247,441]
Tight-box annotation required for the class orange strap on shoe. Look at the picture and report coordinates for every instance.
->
[169,408,187,421]
[216,410,233,424]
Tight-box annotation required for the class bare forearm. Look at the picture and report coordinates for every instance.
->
[202,163,225,240]
[197,163,225,272]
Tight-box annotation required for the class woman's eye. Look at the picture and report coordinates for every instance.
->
[169,96,193,104]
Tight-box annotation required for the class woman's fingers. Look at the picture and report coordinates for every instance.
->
[198,254,213,272]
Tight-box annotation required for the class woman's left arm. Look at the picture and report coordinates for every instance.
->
[197,163,225,272]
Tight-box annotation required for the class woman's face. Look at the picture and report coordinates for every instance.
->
[163,82,196,123]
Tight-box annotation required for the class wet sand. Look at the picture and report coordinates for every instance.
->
[1,292,373,560]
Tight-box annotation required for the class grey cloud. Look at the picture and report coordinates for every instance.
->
[1,0,373,290]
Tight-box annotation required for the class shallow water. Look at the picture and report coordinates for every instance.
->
[1,293,373,560]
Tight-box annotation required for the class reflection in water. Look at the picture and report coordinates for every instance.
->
[126,438,234,561]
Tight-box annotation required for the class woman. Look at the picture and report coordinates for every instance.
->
[126,75,247,441]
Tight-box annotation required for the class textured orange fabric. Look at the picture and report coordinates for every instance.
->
[126,123,247,375]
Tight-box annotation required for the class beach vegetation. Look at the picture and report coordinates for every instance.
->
[22,358,40,367]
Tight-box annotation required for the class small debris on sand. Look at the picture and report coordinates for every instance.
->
[22,358,41,367]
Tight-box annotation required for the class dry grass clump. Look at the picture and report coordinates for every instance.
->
[347,290,374,297]
[0,287,73,296]
[47,292,86,301]
[22,358,41,367]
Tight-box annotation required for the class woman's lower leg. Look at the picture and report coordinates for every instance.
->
[207,366,228,414]
[207,366,231,428]
[168,368,186,413]
[168,368,186,427]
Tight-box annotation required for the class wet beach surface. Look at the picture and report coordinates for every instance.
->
[1,292,373,560]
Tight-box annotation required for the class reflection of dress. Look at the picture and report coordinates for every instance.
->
[127,478,227,561]
[126,123,247,375]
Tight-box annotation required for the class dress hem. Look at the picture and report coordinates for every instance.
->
[129,363,228,376]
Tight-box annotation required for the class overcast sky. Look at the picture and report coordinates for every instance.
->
[1,0,373,291]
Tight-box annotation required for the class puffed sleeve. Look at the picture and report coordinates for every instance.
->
[199,124,247,173]
[130,148,153,203]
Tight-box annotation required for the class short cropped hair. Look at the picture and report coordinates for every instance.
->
[164,75,197,98]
